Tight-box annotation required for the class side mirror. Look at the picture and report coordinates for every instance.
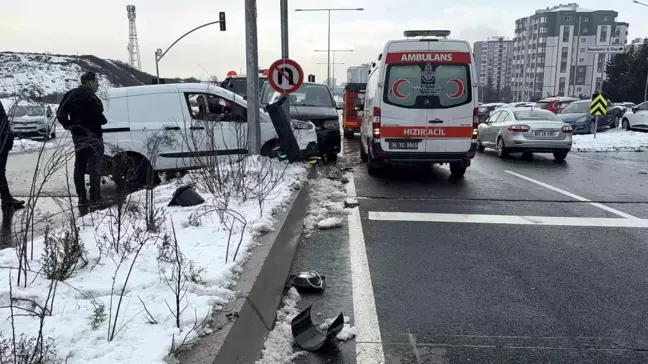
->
[632,107,639,113]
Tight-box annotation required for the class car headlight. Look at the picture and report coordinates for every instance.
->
[290,120,314,130]
[323,119,339,130]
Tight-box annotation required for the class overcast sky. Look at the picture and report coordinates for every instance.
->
[2,0,647,82]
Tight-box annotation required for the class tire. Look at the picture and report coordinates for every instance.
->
[496,137,508,158]
[613,116,620,128]
[449,162,467,177]
[360,143,368,163]
[112,154,154,190]
[476,139,486,152]
[622,118,632,131]
[589,121,596,134]
[326,153,338,163]
[553,151,568,161]
[344,130,354,140]
[367,146,378,175]
[260,140,281,158]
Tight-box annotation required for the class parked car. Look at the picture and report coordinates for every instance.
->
[261,82,342,162]
[478,103,505,122]
[100,83,319,188]
[477,107,572,160]
[500,102,534,108]
[621,101,648,131]
[535,96,579,113]
[7,103,57,140]
[614,102,636,115]
[557,99,621,134]
[220,74,268,99]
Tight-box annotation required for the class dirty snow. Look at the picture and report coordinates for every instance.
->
[0,156,308,364]
[303,168,350,234]
[318,315,357,341]
[572,129,648,152]
[255,287,306,364]
[317,217,344,229]
[9,138,58,154]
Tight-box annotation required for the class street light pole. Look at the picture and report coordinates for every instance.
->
[314,49,352,90]
[317,62,345,91]
[154,19,225,82]
[295,7,363,88]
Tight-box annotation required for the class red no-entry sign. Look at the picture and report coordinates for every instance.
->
[268,58,304,94]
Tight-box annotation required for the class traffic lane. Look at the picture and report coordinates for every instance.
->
[359,198,619,218]
[345,140,575,202]
[361,217,648,361]
[476,150,648,203]
[292,225,356,364]
[605,203,648,219]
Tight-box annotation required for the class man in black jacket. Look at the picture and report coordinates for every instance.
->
[0,102,25,210]
[57,72,108,207]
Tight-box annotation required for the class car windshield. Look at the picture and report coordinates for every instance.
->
[264,83,335,108]
[513,109,561,121]
[560,101,590,114]
[224,77,267,97]
[10,105,46,117]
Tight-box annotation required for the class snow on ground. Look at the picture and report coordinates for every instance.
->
[318,315,356,341]
[9,138,58,154]
[255,288,306,364]
[0,156,308,364]
[303,166,350,234]
[572,128,648,152]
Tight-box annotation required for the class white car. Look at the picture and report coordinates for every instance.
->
[100,83,319,187]
[8,103,57,140]
[621,101,648,131]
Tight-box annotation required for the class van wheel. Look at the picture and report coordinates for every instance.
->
[112,153,155,190]
[449,162,467,177]
[367,146,379,175]
[360,143,368,163]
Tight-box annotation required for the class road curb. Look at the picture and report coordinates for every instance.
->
[178,167,315,364]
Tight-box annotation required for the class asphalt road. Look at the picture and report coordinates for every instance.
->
[290,137,648,364]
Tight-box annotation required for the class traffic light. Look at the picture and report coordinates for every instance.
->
[219,12,226,31]
[308,74,315,82]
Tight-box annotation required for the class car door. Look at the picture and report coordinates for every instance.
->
[629,102,648,129]
[479,110,500,146]
[490,110,510,142]
[217,95,249,158]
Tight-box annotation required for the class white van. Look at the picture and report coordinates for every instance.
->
[359,30,479,177]
[100,83,318,187]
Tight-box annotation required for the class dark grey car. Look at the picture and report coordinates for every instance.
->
[261,82,342,162]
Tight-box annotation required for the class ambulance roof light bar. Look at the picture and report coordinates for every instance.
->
[403,30,451,38]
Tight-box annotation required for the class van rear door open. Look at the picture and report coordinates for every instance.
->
[380,41,474,154]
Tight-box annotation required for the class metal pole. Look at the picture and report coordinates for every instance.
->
[280,0,291,117]
[644,65,648,101]
[327,9,331,88]
[594,115,598,139]
[245,0,261,154]
[155,55,160,83]
[332,51,335,91]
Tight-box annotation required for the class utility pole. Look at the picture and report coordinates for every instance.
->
[245,0,261,154]
[280,0,291,117]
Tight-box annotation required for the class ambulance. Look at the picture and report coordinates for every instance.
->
[358,30,479,177]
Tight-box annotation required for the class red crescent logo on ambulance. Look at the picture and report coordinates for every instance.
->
[392,79,410,99]
[446,78,465,99]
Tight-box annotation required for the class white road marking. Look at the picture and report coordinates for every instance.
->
[504,170,638,219]
[408,329,423,364]
[346,173,386,364]
[368,211,648,228]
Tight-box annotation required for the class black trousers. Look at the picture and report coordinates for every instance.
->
[0,134,14,203]
[72,135,104,201]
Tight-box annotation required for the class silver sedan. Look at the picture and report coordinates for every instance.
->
[477,107,573,160]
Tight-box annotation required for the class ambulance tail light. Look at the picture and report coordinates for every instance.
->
[472,107,479,139]
[372,107,381,137]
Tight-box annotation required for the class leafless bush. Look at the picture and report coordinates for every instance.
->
[166,309,211,357]
[142,130,174,232]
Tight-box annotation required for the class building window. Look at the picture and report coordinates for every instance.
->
[559,77,566,83]
[600,26,608,42]
[579,57,585,62]
[583,27,588,33]
[577,77,584,82]
[565,16,572,21]
[603,16,609,21]
[539,37,546,43]
[540,16,547,23]
[583,17,589,23]
[560,63,567,73]
[581,37,587,43]
[563,26,571,42]
[580,48,585,52]
[561,46,568,54]
[577,87,582,92]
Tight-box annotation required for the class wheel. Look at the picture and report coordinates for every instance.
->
[622,118,632,131]
[449,162,467,177]
[344,130,354,140]
[553,152,568,161]
[589,121,596,134]
[260,139,281,158]
[326,153,338,163]
[360,143,368,163]
[366,146,378,175]
[496,137,509,158]
[476,139,486,152]
[112,154,154,190]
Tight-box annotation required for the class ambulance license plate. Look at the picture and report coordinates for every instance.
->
[389,141,419,150]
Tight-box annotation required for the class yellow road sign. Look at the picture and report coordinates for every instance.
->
[590,93,607,116]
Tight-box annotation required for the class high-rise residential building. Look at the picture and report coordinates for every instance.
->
[473,37,514,101]
[512,3,629,101]
[626,37,648,51]
[347,63,372,84]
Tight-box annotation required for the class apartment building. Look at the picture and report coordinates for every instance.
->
[346,63,371,84]
[512,3,629,101]
[473,37,514,100]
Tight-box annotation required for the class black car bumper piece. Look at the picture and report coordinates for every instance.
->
[316,129,341,155]
[370,141,477,166]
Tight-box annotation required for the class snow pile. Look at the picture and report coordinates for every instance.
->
[318,315,357,341]
[572,129,648,152]
[0,156,308,364]
[10,138,57,154]
[255,288,305,364]
[304,170,350,234]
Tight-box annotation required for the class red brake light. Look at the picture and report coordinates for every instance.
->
[561,125,573,133]
[472,107,479,139]
[508,124,530,132]
[372,107,381,137]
